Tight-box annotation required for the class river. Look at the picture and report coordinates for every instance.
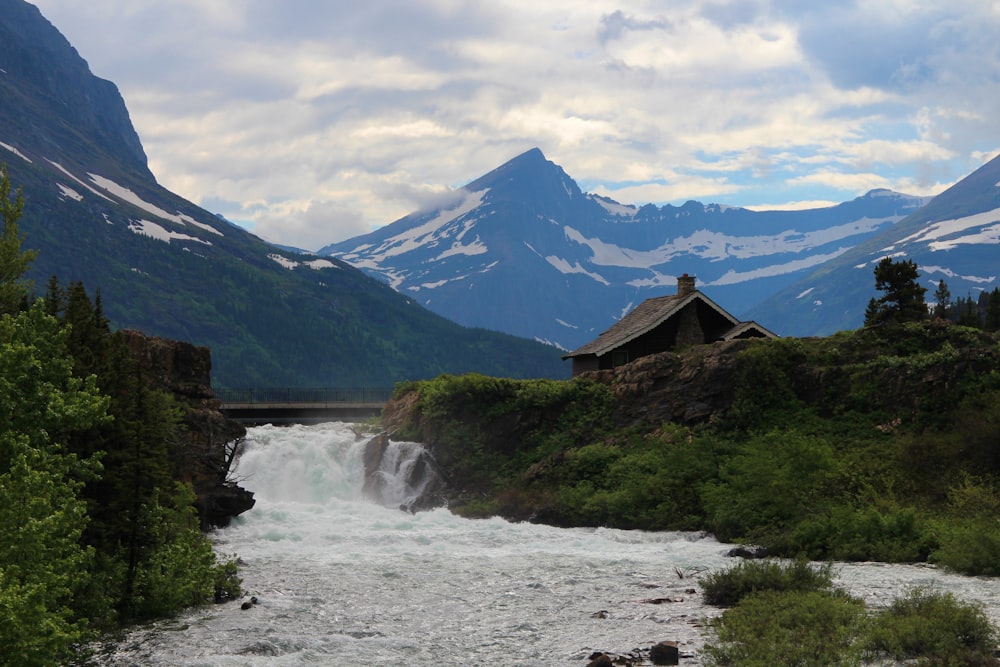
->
[92,422,1000,666]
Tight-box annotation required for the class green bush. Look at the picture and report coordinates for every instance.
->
[699,559,835,608]
[862,587,998,665]
[703,589,866,667]
[701,431,841,543]
[783,505,935,562]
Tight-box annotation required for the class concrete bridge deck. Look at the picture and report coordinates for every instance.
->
[217,388,393,425]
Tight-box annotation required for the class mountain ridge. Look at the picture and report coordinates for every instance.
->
[323,147,934,345]
[0,0,567,386]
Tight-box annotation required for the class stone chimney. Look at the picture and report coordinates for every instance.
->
[677,273,696,297]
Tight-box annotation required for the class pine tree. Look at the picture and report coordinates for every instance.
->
[864,257,928,326]
[932,279,952,319]
[986,288,1000,332]
[0,164,38,315]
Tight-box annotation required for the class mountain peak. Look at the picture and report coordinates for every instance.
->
[0,0,151,179]
[464,148,582,204]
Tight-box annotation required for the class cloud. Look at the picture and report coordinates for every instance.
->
[29,0,1000,250]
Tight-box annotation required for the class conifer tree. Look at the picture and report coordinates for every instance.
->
[0,164,38,315]
[932,279,952,319]
[864,257,928,326]
[986,288,1000,332]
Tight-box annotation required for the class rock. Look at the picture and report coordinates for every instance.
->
[118,329,254,528]
[649,641,679,665]
[726,544,768,559]
[586,654,614,667]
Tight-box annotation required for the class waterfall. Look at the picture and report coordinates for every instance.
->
[361,431,447,510]
[231,423,446,511]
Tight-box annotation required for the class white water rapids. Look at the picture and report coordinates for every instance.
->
[94,422,1000,666]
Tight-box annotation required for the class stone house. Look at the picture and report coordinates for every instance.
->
[562,274,777,376]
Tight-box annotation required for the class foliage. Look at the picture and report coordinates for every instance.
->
[862,587,997,665]
[703,589,866,667]
[0,304,108,665]
[702,568,997,667]
[864,256,928,326]
[699,559,835,608]
[129,483,241,619]
[0,168,242,664]
[701,431,840,544]
[395,374,615,493]
[44,278,242,623]
[0,163,38,316]
[785,505,934,563]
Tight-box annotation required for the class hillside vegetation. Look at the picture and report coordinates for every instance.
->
[387,320,1000,575]
[0,167,241,666]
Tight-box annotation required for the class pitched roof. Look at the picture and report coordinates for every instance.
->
[720,320,779,340]
[563,290,740,359]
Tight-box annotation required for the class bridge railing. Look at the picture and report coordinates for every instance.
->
[216,387,396,404]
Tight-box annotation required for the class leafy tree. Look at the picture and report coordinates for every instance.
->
[932,279,951,319]
[0,164,38,315]
[864,257,927,326]
[0,305,109,666]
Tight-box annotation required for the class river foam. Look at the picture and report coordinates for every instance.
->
[92,422,1000,666]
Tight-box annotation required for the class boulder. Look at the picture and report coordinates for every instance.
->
[726,544,769,559]
[649,641,679,665]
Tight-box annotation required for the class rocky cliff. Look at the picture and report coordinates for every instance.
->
[119,329,254,528]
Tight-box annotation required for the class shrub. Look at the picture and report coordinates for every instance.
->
[783,505,935,563]
[862,587,998,665]
[699,559,834,608]
[701,430,840,543]
[703,589,866,667]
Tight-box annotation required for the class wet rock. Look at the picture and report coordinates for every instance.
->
[586,653,614,667]
[726,544,768,559]
[649,641,679,665]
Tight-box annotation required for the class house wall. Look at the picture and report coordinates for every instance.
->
[570,355,600,377]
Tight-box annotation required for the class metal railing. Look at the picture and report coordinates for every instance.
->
[215,387,395,404]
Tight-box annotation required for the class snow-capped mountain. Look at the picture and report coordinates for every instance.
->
[746,153,1000,336]
[322,148,930,347]
[0,0,565,386]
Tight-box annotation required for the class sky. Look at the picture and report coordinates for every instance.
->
[30,0,1000,251]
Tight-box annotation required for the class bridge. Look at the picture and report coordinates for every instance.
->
[216,387,394,425]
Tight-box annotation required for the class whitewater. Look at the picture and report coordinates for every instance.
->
[94,422,1000,666]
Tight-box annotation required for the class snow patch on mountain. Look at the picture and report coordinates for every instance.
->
[47,161,113,201]
[344,189,489,261]
[57,184,83,202]
[433,237,488,260]
[545,255,611,284]
[893,207,1000,251]
[129,219,212,245]
[0,141,31,163]
[562,216,895,270]
[89,173,224,236]
[710,248,851,285]
[589,195,638,218]
[267,254,339,270]
[920,265,997,284]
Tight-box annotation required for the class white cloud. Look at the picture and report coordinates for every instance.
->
[29,0,1000,250]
